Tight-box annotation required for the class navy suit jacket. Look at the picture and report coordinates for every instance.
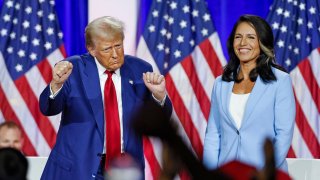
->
[39,54,172,179]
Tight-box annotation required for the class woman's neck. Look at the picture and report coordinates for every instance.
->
[239,62,256,80]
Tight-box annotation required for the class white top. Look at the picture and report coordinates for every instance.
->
[229,92,250,130]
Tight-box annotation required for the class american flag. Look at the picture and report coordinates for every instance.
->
[136,0,226,178]
[267,0,320,158]
[0,0,65,156]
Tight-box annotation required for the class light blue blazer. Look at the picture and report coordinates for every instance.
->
[203,68,295,172]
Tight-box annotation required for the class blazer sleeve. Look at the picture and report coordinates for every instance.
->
[203,80,221,169]
[39,76,70,116]
[273,74,296,168]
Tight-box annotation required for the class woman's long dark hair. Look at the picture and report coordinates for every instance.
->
[222,15,286,83]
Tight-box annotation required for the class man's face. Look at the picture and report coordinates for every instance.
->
[88,32,125,71]
[0,127,23,151]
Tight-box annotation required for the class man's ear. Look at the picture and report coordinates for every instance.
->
[87,45,96,57]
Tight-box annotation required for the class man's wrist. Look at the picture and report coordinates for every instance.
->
[49,82,63,99]
[152,93,167,106]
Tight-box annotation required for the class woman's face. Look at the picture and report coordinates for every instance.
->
[233,22,260,64]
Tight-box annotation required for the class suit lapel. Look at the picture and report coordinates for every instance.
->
[80,55,104,139]
[221,80,237,127]
[120,60,136,150]
[242,76,268,124]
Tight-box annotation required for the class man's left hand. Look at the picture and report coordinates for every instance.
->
[143,72,166,101]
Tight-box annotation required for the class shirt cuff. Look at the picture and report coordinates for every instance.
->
[152,93,167,107]
[49,83,63,99]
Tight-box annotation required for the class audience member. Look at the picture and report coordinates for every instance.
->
[0,121,24,151]
[0,147,28,180]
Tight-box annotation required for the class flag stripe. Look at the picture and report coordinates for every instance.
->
[59,45,67,58]
[287,146,296,158]
[309,48,320,87]
[294,96,320,158]
[169,63,207,141]
[298,59,320,112]
[169,63,208,144]
[171,111,194,153]
[181,56,211,119]
[27,65,50,98]
[14,76,57,148]
[291,124,312,158]
[291,67,320,141]
[136,37,161,73]
[165,74,204,159]
[143,138,161,179]
[137,1,226,178]
[25,64,60,132]
[0,53,51,156]
[191,46,215,99]
[267,0,320,159]
[208,33,227,67]
[0,85,37,155]
[0,0,66,156]
[37,59,54,85]
[149,138,163,168]
[198,38,223,77]
[47,47,66,67]
[144,155,153,180]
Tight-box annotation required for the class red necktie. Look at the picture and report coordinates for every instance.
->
[104,71,121,170]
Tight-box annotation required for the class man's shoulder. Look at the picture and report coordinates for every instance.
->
[61,53,94,69]
[124,55,152,69]
[65,53,90,62]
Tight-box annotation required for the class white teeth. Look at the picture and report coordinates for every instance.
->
[239,49,250,53]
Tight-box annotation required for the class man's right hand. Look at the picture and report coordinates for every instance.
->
[50,61,73,94]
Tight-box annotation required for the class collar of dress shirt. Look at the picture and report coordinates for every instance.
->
[94,57,121,77]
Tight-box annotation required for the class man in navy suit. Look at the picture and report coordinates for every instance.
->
[39,16,172,180]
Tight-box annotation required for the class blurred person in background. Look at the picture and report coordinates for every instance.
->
[0,121,24,151]
[0,147,28,180]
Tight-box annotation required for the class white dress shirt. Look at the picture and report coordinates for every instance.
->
[94,58,124,153]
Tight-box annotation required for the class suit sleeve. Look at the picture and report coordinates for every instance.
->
[39,79,69,116]
[203,80,221,169]
[145,62,173,118]
[274,74,295,168]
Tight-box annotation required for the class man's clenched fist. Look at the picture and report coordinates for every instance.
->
[51,61,73,94]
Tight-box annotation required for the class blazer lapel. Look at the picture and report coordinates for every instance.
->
[120,61,136,150]
[242,76,268,124]
[220,80,237,127]
[80,55,104,139]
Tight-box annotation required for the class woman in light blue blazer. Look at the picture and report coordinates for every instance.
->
[203,15,295,172]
